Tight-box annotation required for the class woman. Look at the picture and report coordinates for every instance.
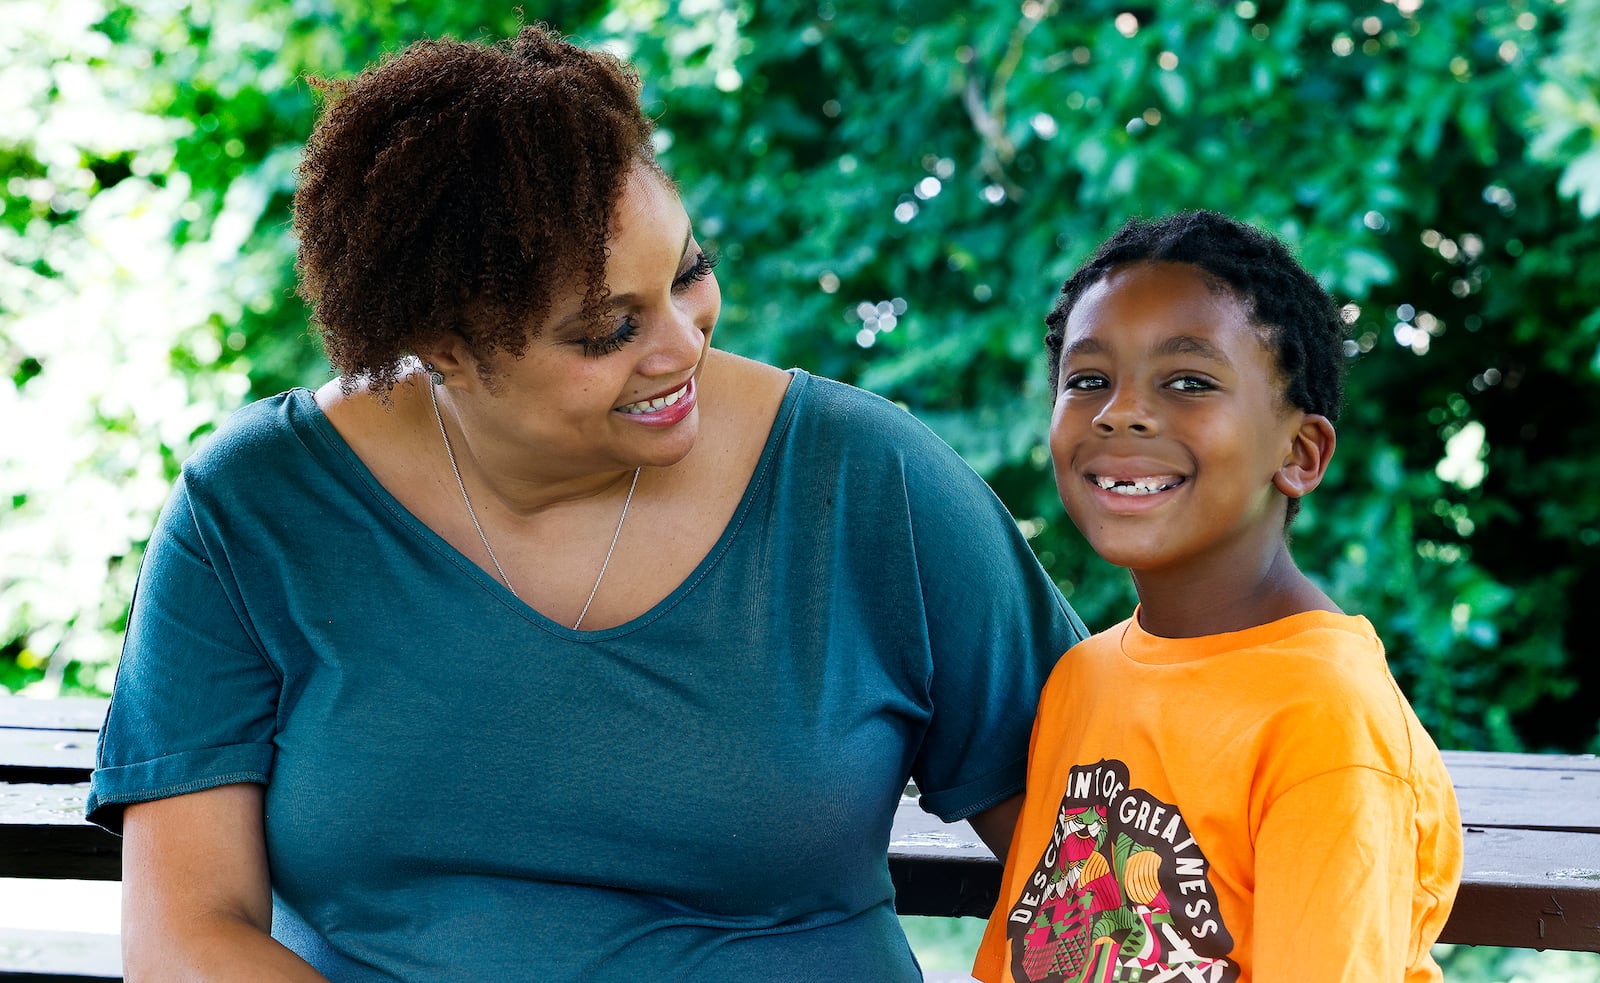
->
[88,24,1087,981]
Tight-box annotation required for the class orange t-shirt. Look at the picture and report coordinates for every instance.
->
[974,610,1461,983]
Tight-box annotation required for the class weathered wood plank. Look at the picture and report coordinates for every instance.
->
[0,927,120,981]
[888,796,1600,951]
[1442,749,1600,833]
[0,697,107,735]
[0,786,119,881]
[0,732,95,785]
[1441,749,1600,773]
[889,793,1000,918]
[1441,826,1600,950]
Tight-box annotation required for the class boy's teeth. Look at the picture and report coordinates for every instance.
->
[1095,476,1179,495]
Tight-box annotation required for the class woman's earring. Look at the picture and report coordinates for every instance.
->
[425,363,444,387]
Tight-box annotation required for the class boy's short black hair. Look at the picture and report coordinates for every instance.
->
[1044,210,1347,424]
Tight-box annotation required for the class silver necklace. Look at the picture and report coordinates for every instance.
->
[426,374,640,630]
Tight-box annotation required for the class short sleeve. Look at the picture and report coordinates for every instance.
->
[1252,767,1418,981]
[902,440,1089,821]
[86,476,280,833]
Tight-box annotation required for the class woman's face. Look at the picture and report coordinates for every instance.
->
[450,165,721,478]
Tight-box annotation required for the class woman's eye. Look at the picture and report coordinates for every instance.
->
[579,317,640,357]
[576,250,717,356]
[673,250,720,290]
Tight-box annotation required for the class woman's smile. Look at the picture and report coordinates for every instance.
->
[615,377,696,425]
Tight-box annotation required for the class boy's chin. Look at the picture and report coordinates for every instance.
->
[1077,536,1162,573]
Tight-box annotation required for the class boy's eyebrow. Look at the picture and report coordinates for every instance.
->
[1061,334,1232,363]
[1157,334,1232,363]
[1060,337,1107,361]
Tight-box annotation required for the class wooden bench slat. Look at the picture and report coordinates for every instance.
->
[0,731,96,785]
[4,695,1600,956]
[0,786,120,881]
[890,795,991,860]
[1442,750,1600,833]
[1441,749,1600,773]
[1442,826,1600,950]
[0,698,108,735]
[0,927,120,981]
[887,797,1600,952]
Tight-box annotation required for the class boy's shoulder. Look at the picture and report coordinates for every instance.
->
[1049,609,1379,665]
[1192,612,1427,780]
[1045,610,1413,746]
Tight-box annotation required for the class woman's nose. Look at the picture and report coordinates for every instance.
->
[643,294,714,374]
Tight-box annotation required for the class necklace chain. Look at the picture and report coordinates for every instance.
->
[427,377,640,630]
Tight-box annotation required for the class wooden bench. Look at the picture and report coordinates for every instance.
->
[4,694,1599,980]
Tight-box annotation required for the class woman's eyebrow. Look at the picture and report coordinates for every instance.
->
[600,222,695,309]
[552,222,695,332]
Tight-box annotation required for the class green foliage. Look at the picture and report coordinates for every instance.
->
[1433,942,1600,982]
[3,0,1598,753]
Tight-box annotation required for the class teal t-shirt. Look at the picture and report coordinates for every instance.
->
[90,370,1087,981]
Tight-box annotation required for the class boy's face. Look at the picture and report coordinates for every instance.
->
[1048,260,1325,578]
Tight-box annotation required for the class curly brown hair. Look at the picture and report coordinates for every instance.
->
[293,24,660,392]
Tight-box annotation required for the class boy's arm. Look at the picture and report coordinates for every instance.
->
[1252,767,1429,982]
[966,793,1024,862]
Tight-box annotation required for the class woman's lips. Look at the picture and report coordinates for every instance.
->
[616,378,696,425]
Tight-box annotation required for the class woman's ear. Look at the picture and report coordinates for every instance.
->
[1273,414,1337,499]
[417,337,475,386]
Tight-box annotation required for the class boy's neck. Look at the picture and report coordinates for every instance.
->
[1130,544,1342,639]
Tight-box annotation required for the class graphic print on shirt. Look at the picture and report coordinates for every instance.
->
[1005,759,1238,983]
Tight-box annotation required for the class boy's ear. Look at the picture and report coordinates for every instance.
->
[1273,413,1336,499]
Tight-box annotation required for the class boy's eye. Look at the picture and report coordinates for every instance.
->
[673,250,720,290]
[579,317,640,357]
[1062,372,1108,392]
[1167,376,1214,393]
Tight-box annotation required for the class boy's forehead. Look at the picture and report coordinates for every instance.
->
[1060,261,1291,391]
[1065,261,1256,338]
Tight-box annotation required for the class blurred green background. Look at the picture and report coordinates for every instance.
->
[3,0,1599,975]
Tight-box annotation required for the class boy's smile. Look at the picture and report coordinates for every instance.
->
[1049,260,1322,592]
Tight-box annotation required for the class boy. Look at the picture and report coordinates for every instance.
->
[974,211,1462,982]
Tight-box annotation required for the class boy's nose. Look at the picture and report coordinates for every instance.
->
[1093,388,1155,434]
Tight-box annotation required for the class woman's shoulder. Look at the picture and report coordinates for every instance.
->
[778,373,1017,536]
[787,371,963,459]
[181,389,321,483]
[797,371,916,420]
[699,354,946,464]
